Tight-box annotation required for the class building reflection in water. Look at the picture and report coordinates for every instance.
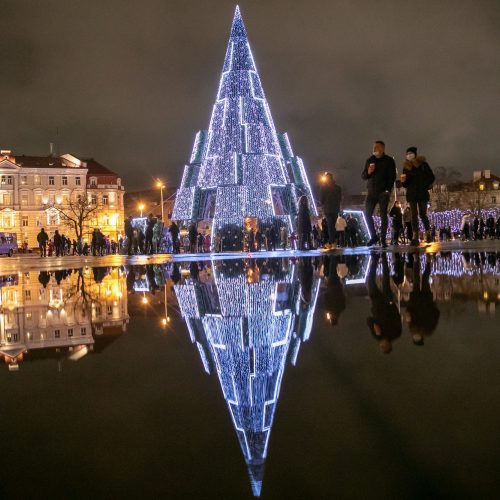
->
[174,258,321,497]
[0,267,129,371]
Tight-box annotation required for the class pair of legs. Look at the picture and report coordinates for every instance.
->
[39,243,46,257]
[365,192,390,245]
[409,200,430,241]
[325,212,338,245]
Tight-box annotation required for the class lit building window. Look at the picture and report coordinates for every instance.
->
[91,194,97,205]
[35,193,42,205]
[22,216,29,227]
[62,194,69,205]
[75,177,81,186]
[62,176,68,185]
[493,182,499,190]
[48,176,55,185]
[479,183,485,191]
[102,194,108,205]
[21,175,28,185]
[34,175,41,185]
[21,193,28,205]
[0,175,11,185]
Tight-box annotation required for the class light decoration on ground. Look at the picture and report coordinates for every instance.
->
[374,208,500,236]
[172,6,317,250]
[174,258,320,497]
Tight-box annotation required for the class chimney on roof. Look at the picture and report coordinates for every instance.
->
[484,169,491,179]
[473,170,481,182]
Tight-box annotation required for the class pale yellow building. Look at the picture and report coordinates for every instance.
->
[0,267,129,370]
[0,150,125,248]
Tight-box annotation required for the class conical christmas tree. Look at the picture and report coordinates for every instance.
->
[172,6,317,250]
[174,257,321,496]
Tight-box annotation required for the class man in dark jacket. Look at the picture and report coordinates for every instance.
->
[319,172,342,249]
[361,141,396,247]
[169,221,180,253]
[145,213,156,254]
[37,228,49,257]
[124,215,134,255]
[53,230,63,257]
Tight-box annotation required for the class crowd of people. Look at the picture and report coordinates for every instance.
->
[36,227,120,257]
[124,213,165,255]
[459,214,500,241]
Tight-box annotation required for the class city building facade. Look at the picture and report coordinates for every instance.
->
[0,150,124,248]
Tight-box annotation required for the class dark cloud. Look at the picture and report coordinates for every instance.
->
[0,0,499,194]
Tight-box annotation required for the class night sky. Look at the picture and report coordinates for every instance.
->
[1,0,499,194]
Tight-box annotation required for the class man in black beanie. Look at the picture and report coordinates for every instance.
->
[361,141,397,247]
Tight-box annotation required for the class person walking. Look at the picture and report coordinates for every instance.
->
[362,141,396,247]
[37,228,49,257]
[53,230,63,257]
[400,147,435,245]
[319,173,342,249]
[145,213,156,254]
[188,223,198,253]
[335,213,347,247]
[389,201,404,245]
[297,195,312,250]
[169,221,180,253]
[124,216,134,255]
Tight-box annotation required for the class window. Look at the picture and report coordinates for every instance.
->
[117,178,121,186]
[494,182,499,190]
[21,193,28,206]
[35,193,42,205]
[102,194,108,205]
[26,312,32,320]
[492,196,497,204]
[75,177,81,186]
[7,176,12,185]
[107,305,113,316]
[36,215,42,227]
[67,328,73,337]
[62,176,68,185]
[0,213,14,228]
[91,194,97,205]
[1,175,5,184]
[22,216,29,227]
[34,175,41,185]
[48,176,55,185]
[55,329,61,339]
[90,177,97,187]
[21,175,28,185]
[25,290,31,300]
[3,193,11,205]
[1,175,13,185]
[13,333,18,342]
[80,327,86,336]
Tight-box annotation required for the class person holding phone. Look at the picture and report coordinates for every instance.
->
[361,141,396,247]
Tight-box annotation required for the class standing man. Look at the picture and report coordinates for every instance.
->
[319,172,342,249]
[362,141,397,247]
[124,216,134,255]
[37,228,49,257]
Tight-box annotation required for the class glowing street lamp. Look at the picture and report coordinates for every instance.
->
[156,180,165,220]
[138,203,145,217]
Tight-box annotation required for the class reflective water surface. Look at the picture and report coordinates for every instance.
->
[1,251,500,499]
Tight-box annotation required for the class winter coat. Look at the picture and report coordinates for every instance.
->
[37,231,49,244]
[401,156,435,202]
[319,182,342,215]
[362,154,397,197]
[389,205,403,229]
[297,205,312,236]
[124,219,134,237]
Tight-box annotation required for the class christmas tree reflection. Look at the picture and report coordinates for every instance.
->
[174,258,320,496]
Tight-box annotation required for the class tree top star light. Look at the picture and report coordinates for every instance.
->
[172,6,317,250]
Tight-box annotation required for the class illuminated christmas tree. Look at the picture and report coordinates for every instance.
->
[172,6,317,250]
[174,258,320,496]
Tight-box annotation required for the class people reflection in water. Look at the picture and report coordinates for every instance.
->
[323,255,346,326]
[298,257,313,304]
[366,253,401,353]
[405,254,440,346]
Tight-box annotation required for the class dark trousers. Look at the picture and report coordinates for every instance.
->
[126,235,133,255]
[325,213,338,245]
[365,192,390,242]
[409,200,430,239]
[39,243,46,257]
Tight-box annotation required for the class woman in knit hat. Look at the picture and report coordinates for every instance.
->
[400,147,435,245]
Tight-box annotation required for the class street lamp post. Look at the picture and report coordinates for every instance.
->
[156,181,165,220]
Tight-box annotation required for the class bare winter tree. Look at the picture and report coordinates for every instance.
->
[432,166,463,211]
[50,190,100,240]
